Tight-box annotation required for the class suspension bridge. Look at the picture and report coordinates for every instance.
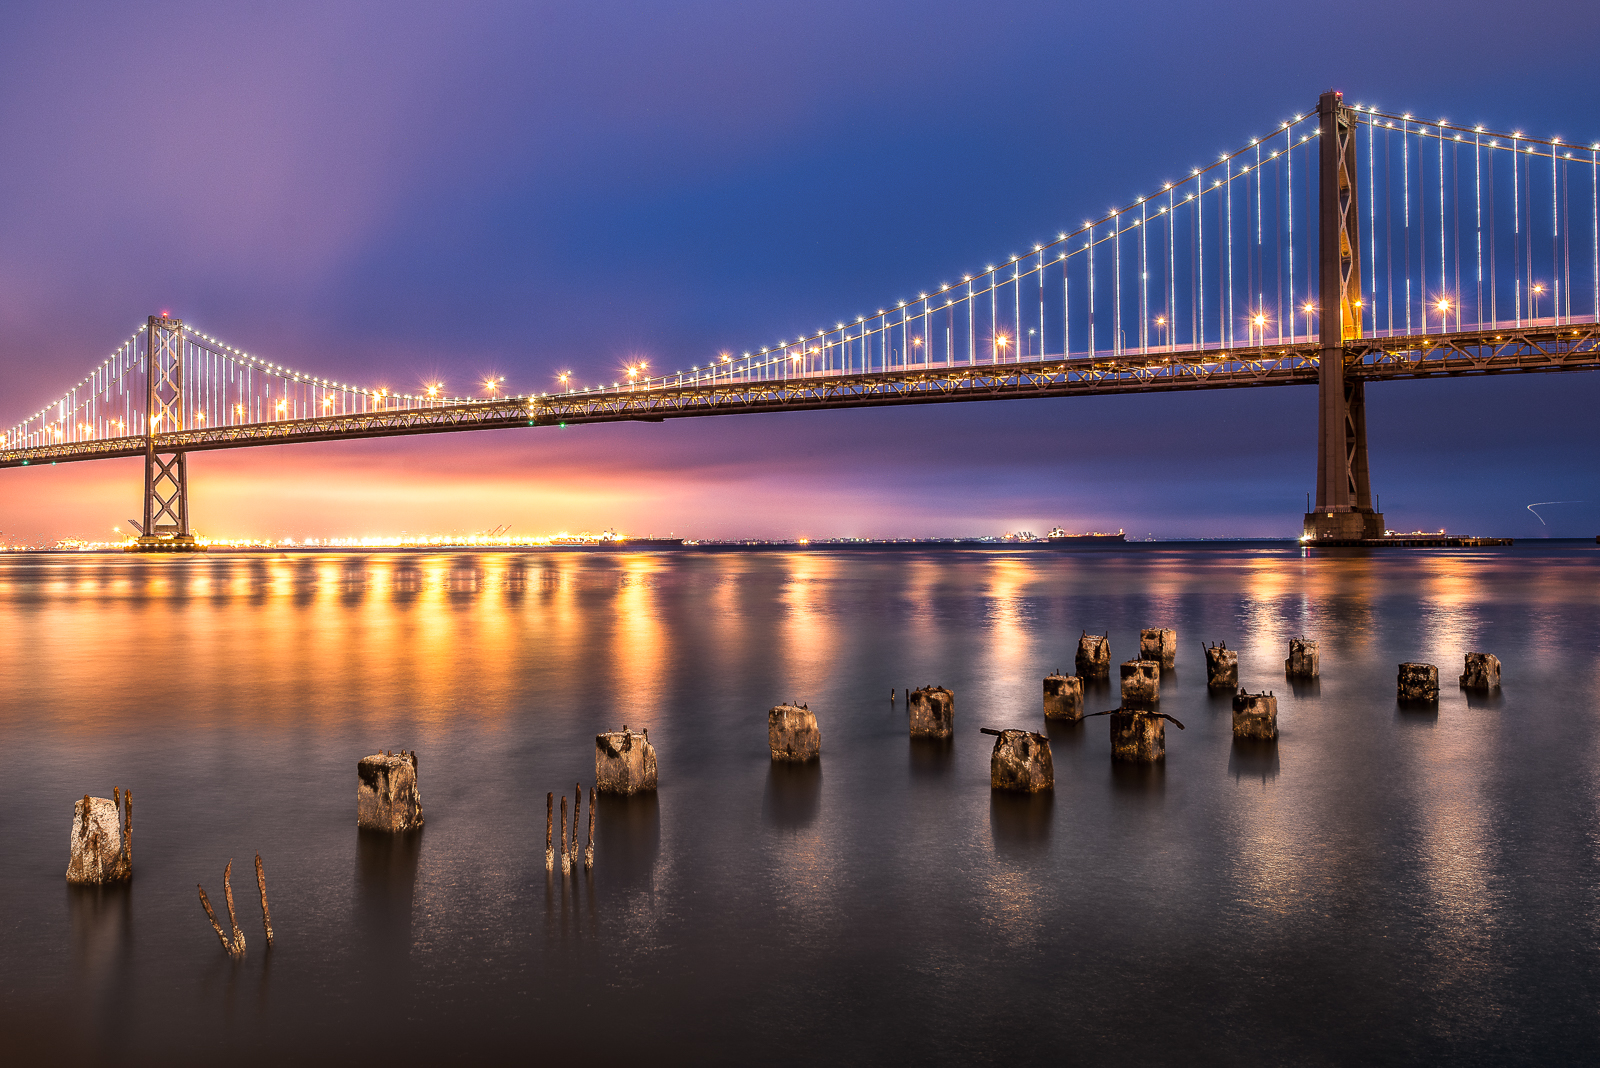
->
[4,91,1599,548]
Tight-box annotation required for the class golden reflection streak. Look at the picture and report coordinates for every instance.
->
[776,552,840,704]
[610,553,667,714]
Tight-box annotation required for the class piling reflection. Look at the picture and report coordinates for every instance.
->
[1110,759,1166,798]
[1228,738,1280,783]
[989,791,1053,855]
[593,793,660,887]
[908,737,954,778]
[762,761,822,830]
[1080,676,1115,709]
[1042,718,1085,749]
[1287,676,1322,698]
[68,883,132,1005]
[355,828,422,998]
[1396,702,1441,723]
[1463,688,1504,710]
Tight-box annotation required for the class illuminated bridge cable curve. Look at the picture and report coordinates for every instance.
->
[4,93,1600,545]
[3,325,478,451]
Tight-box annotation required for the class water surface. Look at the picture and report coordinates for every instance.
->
[2,544,1597,1065]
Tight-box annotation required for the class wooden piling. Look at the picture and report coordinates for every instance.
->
[254,854,274,948]
[585,786,595,871]
[560,796,571,874]
[545,792,554,872]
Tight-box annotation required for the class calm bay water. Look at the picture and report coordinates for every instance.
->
[2,544,1598,1065]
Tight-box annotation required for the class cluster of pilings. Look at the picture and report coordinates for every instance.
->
[64,734,656,956]
[1399,652,1502,703]
[546,783,596,874]
[64,639,1507,953]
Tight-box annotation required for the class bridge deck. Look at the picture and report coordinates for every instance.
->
[4,322,1597,470]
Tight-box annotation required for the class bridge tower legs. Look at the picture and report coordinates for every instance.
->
[1304,90,1384,542]
[129,315,201,552]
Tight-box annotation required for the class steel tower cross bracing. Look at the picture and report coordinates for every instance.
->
[1308,90,1384,541]
[137,315,197,550]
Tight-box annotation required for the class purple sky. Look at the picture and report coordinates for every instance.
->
[3,0,1599,542]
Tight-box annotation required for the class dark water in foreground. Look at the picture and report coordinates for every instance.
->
[2,544,1598,1065]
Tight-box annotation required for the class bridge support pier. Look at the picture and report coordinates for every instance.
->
[1304,90,1383,543]
[128,315,203,553]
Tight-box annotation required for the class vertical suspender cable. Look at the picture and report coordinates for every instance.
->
[1440,122,1452,329]
[1225,158,1234,347]
[1196,184,1204,348]
[1088,225,1096,356]
[1475,132,1483,326]
[1114,217,1122,356]
[1140,200,1148,351]
[1513,135,1522,322]
[1288,126,1295,342]
[1404,122,1412,333]
[1368,113,1377,335]
[1171,183,1184,350]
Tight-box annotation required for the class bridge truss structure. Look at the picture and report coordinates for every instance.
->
[4,92,1599,545]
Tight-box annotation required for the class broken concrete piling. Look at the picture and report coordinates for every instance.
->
[1286,638,1319,679]
[1043,672,1084,721]
[596,726,658,794]
[1205,643,1238,689]
[1086,707,1186,763]
[768,703,821,761]
[981,728,1055,792]
[1075,632,1111,678]
[908,685,955,739]
[1120,660,1161,706]
[1231,691,1279,740]
[1140,628,1177,669]
[1459,652,1501,691]
[357,750,424,832]
[66,788,132,885]
[1398,663,1440,703]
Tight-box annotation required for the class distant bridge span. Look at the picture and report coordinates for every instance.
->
[6,322,1598,469]
[5,91,1600,544]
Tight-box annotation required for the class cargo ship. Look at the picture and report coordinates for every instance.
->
[1046,527,1126,543]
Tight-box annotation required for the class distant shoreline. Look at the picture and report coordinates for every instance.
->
[5,537,1587,556]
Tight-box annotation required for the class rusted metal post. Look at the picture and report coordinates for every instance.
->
[560,795,571,874]
[255,854,275,948]
[223,859,245,955]
[198,885,234,955]
[571,783,582,864]
[584,786,595,871]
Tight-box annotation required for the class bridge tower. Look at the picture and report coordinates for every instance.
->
[129,314,201,552]
[1304,90,1384,542]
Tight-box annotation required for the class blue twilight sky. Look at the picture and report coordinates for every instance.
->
[1,0,1598,542]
